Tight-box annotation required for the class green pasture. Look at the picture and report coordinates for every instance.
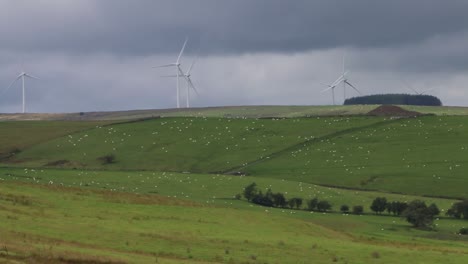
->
[0,181,467,264]
[0,168,458,212]
[1,108,468,263]
[0,120,110,157]
[7,116,383,172]
[244,115,468,198]
[401,105,468,116]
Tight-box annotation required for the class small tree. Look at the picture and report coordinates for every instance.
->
[446,200,468,219]
[394,201,408,216]
[340,205,350,213]
[288,198,302,209]
[402,200,436,229]
[352,205,364,215]
[272,192,287,208]
[251,191,274,207]
[459,228,468,235]
[243,182,258,202]
[370,197,387,214]
[307,198,319,211]
[427,203,440,216]
[294,198,303,210]
[317,200,332,212]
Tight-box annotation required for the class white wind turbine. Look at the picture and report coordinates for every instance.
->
[162,56,199,108]
[322,55,361,105]
[5,66,39,113]
[403,81,434,95]
[154,37,188,108]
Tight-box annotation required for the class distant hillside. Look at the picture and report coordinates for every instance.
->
[344,94,442,106]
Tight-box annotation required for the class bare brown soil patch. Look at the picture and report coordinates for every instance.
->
[367,105,422,117]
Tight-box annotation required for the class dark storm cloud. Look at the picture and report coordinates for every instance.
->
[0,1,468,112]
[1,0,468,55]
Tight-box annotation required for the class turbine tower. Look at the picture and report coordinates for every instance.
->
[183,57,199,108]
[154,37,188,108]
[6,67,39,113]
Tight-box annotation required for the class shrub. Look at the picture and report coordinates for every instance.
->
[317,200,332,212]
[98,154,116,164]
[340,205,349,213]
[243,183,258,202]
[307,198,319,211]
[370,197,387,214]
[352,205,364,215]
[446,200,468,219]
[459,228,468,235]
[371,251,380,259]
[402,200,437,229]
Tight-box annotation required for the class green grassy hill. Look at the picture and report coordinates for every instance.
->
[0,120,111,160]
[1,106,468,263]
[6,116,383,172]
[243,115,468,198]
[6,115,468,199]
[2,104,468,122]
[1,176,467,264]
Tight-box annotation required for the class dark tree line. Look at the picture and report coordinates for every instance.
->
[242,183,331,212]
[370,197,409,216]
[369,197,440,229]
[243,184,468,230]
[344,94,442,106]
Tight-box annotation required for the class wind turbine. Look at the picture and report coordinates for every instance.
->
[153,37,188,108]
[404,82,434,95]
[6,67,39,113]
[322,55,361,105]
[162,56,199,108]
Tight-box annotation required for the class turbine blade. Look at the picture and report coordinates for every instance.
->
[178,65,185,76]
[187,55,198,75]
[420,88,435,94]
[0,76,21,95]
[342,54,345,74]
[345,80,361,94]
[24,73,40,80]
[187,78,199,95]
[331,75,344,87]
[321,85,335,93]
[153,64,176,68]
[176,37,188,64]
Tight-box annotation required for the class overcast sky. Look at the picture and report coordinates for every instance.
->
[0,0,467,113]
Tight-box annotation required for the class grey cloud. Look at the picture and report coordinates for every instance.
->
[1,1,468,55]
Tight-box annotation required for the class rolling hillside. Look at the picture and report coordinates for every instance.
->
[6,116,383,172]
[1,104,468,122]
[1,105,468,263]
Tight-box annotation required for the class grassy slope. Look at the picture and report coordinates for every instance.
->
[1,181,467,264]
[1,110,468,263]
[8,115,468,199]
[1,105,468,123]
[0,168,458,212]
[243,116,468,198]
[0,105,379,121]
[0,120,111,157]
[7,116,383,172]
[401,105,468,116]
